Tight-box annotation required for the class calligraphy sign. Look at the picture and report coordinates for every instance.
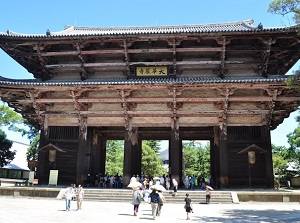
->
[136,66,168,76]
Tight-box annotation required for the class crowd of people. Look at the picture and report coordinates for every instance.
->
[64,174,211,220]
[87,173,211,192]
[64,174,212,221]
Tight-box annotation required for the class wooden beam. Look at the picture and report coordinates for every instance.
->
[39,109,271,116]
[40,47,224,57]
[45,60,246,69]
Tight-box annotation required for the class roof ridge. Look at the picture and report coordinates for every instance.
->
[65,19,255,31]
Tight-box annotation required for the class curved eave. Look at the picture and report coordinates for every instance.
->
[0,76,289,87]
[1,20,298,39]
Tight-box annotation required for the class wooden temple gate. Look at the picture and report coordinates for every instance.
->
[0,19,299,188]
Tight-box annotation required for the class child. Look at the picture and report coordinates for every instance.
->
[184,193,193,220]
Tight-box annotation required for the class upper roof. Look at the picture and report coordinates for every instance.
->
[1,19,297,37]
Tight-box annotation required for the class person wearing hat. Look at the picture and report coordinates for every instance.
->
[131,186,143,216]
[76,185,84,210]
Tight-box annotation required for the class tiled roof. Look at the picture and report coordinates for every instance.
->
[1,19,297,38]
[0,76,288,86]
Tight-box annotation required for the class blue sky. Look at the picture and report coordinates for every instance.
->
[0,0,299,147]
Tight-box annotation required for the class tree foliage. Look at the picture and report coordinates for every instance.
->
[26,135,40,161]
[141,142,166,177]
[0,104,26,135]
[0,130,14,167]
[105,140,124,176]
[0,104,39,143]
[143,140,161,154]
[287,126,300,148]
[104,140,166,177]
[182,141,210,178]
[268,0,300,23]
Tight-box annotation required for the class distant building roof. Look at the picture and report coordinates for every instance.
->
[2,163,29,171]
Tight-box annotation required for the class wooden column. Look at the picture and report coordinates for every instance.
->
[36,129,47,184]
[219,138,229,188]
[91,129,107,178]
[123,126,140,187]
[169,118,182,186]
[99,139,107,177]
[210,138,217,188]
[76,116,87,185]
[263,126,274,188]
[123,138,132,188]
[131,130,142,176]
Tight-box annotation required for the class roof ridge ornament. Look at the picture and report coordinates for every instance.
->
[46,29,51,36]
[257,23,263,30]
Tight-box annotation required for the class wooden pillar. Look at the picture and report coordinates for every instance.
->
[76,116,87,185]
[99,139,107,177]
[218,124,229,188]
[91,129,107,178]
[219,138,229,188]
[169,118,182,186]
[131,130,142,176]
[123,125,140,187]
[263,126,274,188]
[123,138,132,187]
[210,138,217,188]
[36,129,47,184]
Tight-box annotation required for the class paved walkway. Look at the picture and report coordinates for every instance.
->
[0,196,300,223]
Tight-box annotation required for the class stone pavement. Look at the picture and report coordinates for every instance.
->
[0,196,300,223]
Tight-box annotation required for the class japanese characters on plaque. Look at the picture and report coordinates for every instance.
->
[136,66,168,76]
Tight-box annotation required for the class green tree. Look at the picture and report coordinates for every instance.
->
[182,141,210,178]
[0,104,39,142]
[141,142,166,177]
[0,104,27,135]
[0,130,14,167]
[287,126,300,148]
[268,0,300,23]
[26,135,40,161]
[105,140,124,175]
[272,143,299,187]
[143,140,161,153]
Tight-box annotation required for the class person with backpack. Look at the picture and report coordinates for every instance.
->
[149,189,160,220]
[132,187,143,216]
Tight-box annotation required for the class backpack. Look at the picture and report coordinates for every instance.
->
[136,192,143,202]
[150,193,160,203]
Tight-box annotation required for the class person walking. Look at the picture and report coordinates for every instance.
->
[172,179,178,196]
[156,190,166,217]
[184,193,193,220]
[165,175,170,191]
[205,187,211,204]
[132,187,143,216]
[64,184,75,211]
[149,189,160,220]
[76,185,84,210]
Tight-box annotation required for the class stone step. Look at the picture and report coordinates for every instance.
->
[81,189,233,204]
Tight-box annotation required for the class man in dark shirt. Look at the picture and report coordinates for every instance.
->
[149,189,160,219]
[184,193,193,220]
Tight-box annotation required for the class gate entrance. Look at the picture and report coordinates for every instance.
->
[1,20,299,188]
